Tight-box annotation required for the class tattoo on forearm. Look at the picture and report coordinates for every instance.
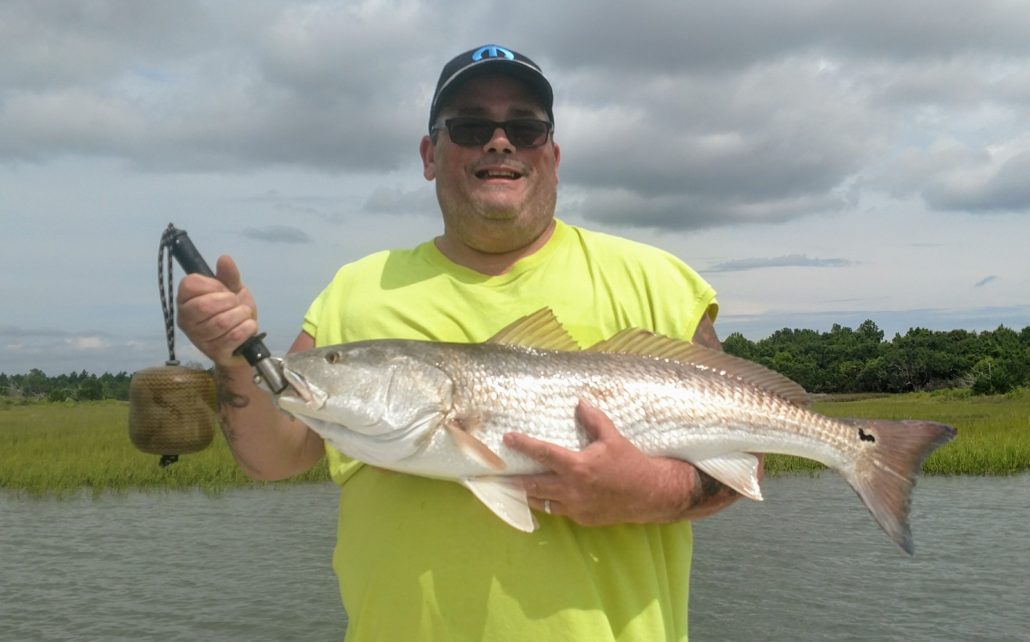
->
[213,368,250,442]
[214,368,250,409]
[208,367,269,478]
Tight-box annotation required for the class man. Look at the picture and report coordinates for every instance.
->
[177,44,752,641]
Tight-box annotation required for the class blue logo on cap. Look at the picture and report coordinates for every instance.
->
[472,45,515,62]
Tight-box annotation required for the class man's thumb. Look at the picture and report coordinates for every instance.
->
[215,255,244,293]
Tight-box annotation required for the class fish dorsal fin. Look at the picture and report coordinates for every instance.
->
[588,329,810,407]
[681,343,810,406]
[487,307,581,352]
[588,328,698,361]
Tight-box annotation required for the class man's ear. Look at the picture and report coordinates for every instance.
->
[420,135,436,181]
[553,141,561,182]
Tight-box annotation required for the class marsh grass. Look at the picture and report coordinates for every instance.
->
[765,388,1030,475]
[2,391,1027,494]
[0,400,328,495]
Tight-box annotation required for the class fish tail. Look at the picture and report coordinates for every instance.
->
[841,418,956,555]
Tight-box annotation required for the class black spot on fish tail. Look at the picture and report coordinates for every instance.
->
[859,428,876,443]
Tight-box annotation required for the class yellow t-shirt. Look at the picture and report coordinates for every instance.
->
[303,219,717,642]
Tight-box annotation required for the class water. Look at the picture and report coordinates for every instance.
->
[2,476,1027,641]
[0,485,344,641]
[690,474,1030,641]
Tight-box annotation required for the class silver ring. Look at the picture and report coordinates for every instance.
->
[543,499,552,515]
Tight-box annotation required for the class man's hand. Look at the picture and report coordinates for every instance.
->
[176,255,259,368]
[504,400,743,526]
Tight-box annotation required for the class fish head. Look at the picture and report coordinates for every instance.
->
[277,341,453,440]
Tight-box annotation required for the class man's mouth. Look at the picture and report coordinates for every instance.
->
[475,167,523,180]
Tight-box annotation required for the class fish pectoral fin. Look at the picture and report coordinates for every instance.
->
[444,421,506,472]
[692,453,764,501]
[461,476,538,532]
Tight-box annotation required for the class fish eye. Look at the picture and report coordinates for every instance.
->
[325,351,341,364]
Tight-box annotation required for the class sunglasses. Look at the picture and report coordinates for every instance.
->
[433,117,554,149]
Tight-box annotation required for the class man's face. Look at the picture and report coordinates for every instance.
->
[420,74,560,255]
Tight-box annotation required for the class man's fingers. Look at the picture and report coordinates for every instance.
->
[216,255,244,294]
[576,399,618,442]
[504,432,573,471]
[514,471,562,498]
[177,289,243,327]
[194,306,259,345]
[177,273,227,305]
[505,402,623,473]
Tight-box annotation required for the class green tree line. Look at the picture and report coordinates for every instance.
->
[1,370,131,402]
[3,322,1029,401]
[723,323,1030,395]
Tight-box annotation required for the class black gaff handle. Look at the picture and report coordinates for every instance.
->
[168,227,215,277]
[166,225,289,394]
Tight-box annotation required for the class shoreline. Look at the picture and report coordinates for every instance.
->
[2,391,1028,493]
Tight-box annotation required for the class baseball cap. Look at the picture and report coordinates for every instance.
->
[428,44,554,131]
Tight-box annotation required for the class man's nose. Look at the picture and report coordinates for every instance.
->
[483,126,515,154]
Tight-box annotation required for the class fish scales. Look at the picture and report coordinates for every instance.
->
[435,342,856,473]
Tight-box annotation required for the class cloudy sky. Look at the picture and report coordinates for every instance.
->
[2,0,1029,375]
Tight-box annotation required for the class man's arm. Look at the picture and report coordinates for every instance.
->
[176,255,324,481]
[691,309,721,350]
[504,312,762,525]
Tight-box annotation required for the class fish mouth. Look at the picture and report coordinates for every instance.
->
[280,368,327,409]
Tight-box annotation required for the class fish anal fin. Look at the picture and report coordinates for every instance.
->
[487,308,581,352]
[692,453,764,501]
[462,476,538,532]
[445,419,506,472]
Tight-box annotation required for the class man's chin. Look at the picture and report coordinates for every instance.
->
[470,201,523,221]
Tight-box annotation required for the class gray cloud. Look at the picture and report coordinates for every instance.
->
[0,326,134,374]
[528,1,1029,228]
[363,185,437,216]
[0,1,212,89]
[0,324,125,340]
[230,190,352,224]
[926,150,1030,213]
[242,225,312,244]
[874,144,1030,214]
[974,276,998,288]
[516,1,1030,75]
[707,254,855,273]
[2,0,1028,231]
[0,1,437,171]
[564,186,853,230]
